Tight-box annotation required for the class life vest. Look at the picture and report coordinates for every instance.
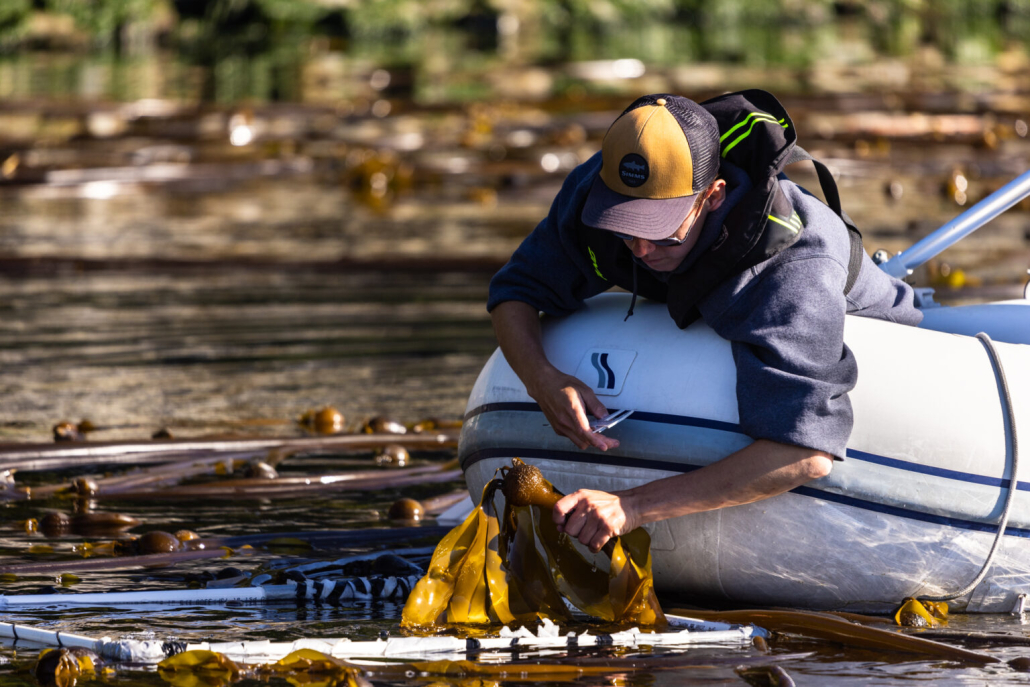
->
[577,89,864,328]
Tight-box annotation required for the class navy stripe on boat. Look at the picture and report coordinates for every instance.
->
[793,486,1030,538]
[462,446,1030,539]
[463,403,1026,491]
[462,446,695,475]
[465,402,739,433]
[846,448,1027,492]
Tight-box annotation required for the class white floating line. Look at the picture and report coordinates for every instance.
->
[0,615,760,664]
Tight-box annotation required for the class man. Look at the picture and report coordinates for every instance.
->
[488,93,923,554]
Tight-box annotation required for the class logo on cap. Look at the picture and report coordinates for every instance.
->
[618,153,649,188]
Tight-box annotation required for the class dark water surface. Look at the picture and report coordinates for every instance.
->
[2,37,1030,686]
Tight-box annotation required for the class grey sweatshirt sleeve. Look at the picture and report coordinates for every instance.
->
[705,255,858,459]
[487,155,610,315]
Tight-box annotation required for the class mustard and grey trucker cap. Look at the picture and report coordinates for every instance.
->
[581,94,720,240]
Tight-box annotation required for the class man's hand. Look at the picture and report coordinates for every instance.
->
[490,301,619,452]
[529,372,619,452]
[553,489,635,552]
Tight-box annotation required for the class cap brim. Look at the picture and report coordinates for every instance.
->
[580,175,697,240]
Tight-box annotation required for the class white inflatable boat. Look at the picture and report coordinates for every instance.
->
[459,172,1030,614]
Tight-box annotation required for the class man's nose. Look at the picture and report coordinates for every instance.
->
[629,238,654,257]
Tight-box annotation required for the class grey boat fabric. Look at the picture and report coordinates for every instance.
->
[487,153,923,459]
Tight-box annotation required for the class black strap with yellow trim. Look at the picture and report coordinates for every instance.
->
[663,90,866,328]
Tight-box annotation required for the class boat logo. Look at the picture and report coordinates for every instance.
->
[619,154,649,188]
[591,352,616,389]
[575,348,637,397]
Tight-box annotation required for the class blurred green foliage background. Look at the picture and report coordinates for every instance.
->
[1,0,1028,103]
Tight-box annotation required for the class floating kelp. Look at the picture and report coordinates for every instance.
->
[152,647,794,686]
[157,650,242,687]
[401,458,664,628]
[894,598,949,627]
[38,511,140,537]
[298,406,345,434]
[241,461,278,479]
[130,531,197,555]
[52,422,87,442]
[35,647,107,687]
[669,608,995,664]
[158,649,369,687]
[361,416,407,435]
[388,498,424,521]
[158,648,687,686]
[375,444,409,467]
[411,418,463,434]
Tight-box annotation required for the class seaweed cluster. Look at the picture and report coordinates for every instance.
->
[402,457,664,629]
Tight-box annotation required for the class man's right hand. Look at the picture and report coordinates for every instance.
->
[528,371,619,452]
[490,300,619,452]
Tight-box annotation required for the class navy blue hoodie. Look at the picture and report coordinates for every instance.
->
[488,153,923,459]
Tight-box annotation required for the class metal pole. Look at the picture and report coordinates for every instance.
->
[880,169,1030,279]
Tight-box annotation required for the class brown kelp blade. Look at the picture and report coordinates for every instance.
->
[609,529,664,625]
[500,458,664,625]
[402,458,664,628]
[501,503,577,621]
[668,608,997,664]
[401,480,512,627]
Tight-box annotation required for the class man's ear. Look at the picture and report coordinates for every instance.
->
[707,179,728,211]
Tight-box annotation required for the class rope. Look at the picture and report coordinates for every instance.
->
[920,332,1019,602]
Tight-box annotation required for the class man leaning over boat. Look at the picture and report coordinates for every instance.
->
[487,91,923,554]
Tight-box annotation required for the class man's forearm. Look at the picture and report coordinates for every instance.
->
[490,300,555,395]
[620,440,833,526]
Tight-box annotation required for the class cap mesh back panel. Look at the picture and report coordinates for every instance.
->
[623,94,720,193]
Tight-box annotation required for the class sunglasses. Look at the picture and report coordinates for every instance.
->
[611,231,688,247]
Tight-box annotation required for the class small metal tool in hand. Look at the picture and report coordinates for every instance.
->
[589,409,634,434]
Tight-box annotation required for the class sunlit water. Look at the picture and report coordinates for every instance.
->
[2,43,1030,686]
